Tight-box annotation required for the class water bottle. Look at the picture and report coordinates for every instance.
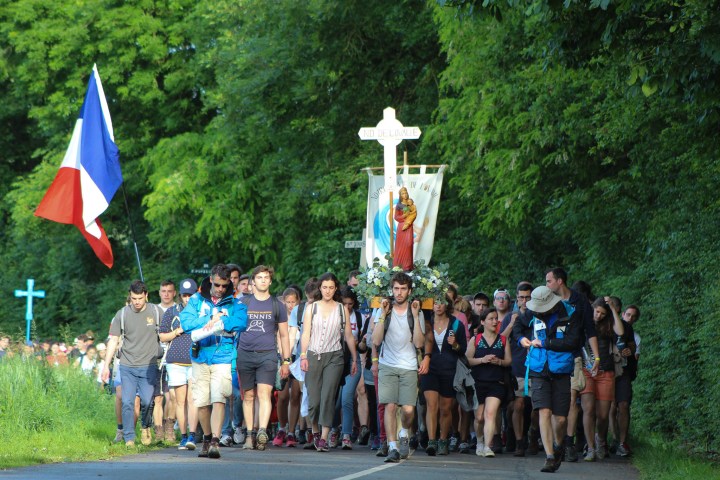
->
[616,336,628,367]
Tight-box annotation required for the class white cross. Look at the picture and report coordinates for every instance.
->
[358,107,421,192]
[14,278,45,343]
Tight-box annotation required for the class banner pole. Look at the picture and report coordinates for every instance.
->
[121,184,145,283]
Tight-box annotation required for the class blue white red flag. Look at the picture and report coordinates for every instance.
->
[35,64,122,268]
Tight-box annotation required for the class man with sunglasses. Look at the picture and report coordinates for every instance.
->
[180,264,248,459]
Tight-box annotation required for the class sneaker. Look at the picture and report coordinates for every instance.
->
[286,433,298,448]
[272,430,287,447]
[329,430,338,449]
[384,448,400,463]
[437,439,449,456]
[616,442,632,457]
[595,433,609,459]
[316,438,329,452]
[298,429,307,445]
[483,445,495,457]
[186,434,196,450]
[141,427,153,446]
[418,430,429,450]
[565,444,578,462]
[233,426,246,445]
[313,434,320,451]
[256,429,269,451]
[125,440,135,448]
[449,434,459,452]
[475,440,485,457]
[409,433,418,450]
[303,432,316,450]
[198,439,210,457]
[541,457,558,473]
[376,440,388,457]
[584,447,597,462]
[370,435,381,450]
[219,434,233,447]
[342,434,353,450]
[113,428,124,444]
[426,439,437,456]
[208,439,221,459]
[458,442,470,454]
[243,438,255,450]
[178,437,189,450]
[513,439,526,457]
[358,425,370,445]
[398,435,410,459]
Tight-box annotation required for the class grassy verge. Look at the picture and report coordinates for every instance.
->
[0,356,159,469]
[633,432,720,480]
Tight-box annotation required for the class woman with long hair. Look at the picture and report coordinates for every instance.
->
[421,296,468,456]
[580,297,624,461]
[300,272,357,451]
[466,308,512,457]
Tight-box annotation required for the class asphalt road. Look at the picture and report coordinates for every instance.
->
[1,443,638,480]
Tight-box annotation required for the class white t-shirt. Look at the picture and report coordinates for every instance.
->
[377,307,419,371]
[634,332,641,356]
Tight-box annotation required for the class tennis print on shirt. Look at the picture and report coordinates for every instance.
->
[246,309,272,333]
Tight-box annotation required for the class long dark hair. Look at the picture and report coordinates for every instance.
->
[318,272,342,302]
[591,297,613,338]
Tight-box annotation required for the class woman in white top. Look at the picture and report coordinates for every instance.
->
[300,272,358,452]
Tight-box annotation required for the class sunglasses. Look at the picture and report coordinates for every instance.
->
[212,282,230,289]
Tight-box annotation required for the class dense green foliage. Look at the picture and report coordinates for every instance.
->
[0,356,126,467]
[1,0,719,455]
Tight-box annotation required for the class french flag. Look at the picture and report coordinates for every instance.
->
[35,64,122,268]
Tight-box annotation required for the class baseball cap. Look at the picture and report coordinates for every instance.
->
[179,278,198,295]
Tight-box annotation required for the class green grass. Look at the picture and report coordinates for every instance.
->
[0,356,160,468]
[633,432,720,480]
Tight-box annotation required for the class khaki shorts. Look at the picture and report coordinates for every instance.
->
[191,362,232,407]
[378,364,417,406]
[570,357,586,392]
[514,376,528,398]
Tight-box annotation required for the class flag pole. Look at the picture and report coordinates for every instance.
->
[121,184,144,283]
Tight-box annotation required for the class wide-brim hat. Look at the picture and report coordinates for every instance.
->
[527,286,562,314]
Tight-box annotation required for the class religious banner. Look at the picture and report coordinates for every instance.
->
[364,166,445,268]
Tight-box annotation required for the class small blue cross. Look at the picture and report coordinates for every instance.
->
[14,279,46,343]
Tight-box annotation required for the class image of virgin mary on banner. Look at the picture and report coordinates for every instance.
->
[363,165,445,268]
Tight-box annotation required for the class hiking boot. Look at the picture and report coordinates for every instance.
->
[527,429,539,455]
[513,438,526,457]
[256,428,269,451]
[358,425,370,445]
[164,419,176,443]
[316,438,329,452]
[437,438,449,456]
[286,433,298,448]
[272,429,287,447]
[617,442,632,457]
[198,439,210,457]
[329,430,338,448]
[541,457,558,473]
[303,431,316,450]
[376,440,388,457]
[186,433,196,450]
[426,439,438,456]
[208,439,221,459]
[234,426,246,445]
[219,434,233,447]
[342,434,353,450]
[113,428,124,444]
[154,424,164,442]
[505,434,516,453]
[141,427,153,446]
[125,440,135,448]
[565,444,578,462]
[384,448,400,463]
[398,435,410,459]
[584,447,597,462]
[552,444,563,470]
[458,441,470,454]
[491,434,503,454]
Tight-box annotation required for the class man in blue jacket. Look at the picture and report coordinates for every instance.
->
[180,264,247,459]
[517,286,583,474]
